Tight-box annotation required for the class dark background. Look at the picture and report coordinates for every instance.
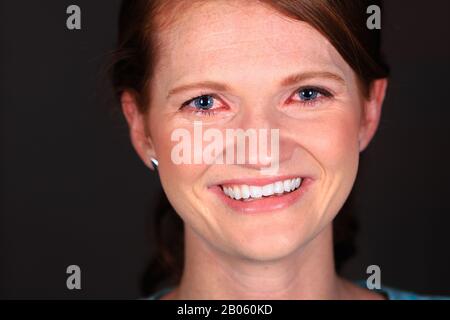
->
[1,0,449,299]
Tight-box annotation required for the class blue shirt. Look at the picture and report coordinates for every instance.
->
[145,281,450,300]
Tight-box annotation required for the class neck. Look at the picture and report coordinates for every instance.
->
[174,224,347,299]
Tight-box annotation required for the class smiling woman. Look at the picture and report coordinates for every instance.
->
[109,0,447,300]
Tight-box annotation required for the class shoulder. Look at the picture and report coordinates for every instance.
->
[143,287,175,300]
[354,280,450,300]
[380,285,450,300]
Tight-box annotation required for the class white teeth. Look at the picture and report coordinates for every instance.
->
[283,179,292,192]
[295,177,301,188]
[233,186,241,200]
[221,177,303,201]
[274,181,284,194]
[241,185,250,199]
[291,179,296,190]
[249,186,263,198]
[262,184,274,197]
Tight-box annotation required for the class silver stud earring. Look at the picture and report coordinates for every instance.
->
[151,157,159,168]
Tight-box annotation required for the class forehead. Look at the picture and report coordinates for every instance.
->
[154,1,352,90]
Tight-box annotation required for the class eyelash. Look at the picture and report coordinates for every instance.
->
[180,86,333,116]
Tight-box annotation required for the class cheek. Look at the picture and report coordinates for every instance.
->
[148,120,208,211]
[305,105,361,216]
[313,111,360,172]
[296,98,362,174]
[151,123,197,183]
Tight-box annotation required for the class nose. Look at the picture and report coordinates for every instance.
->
[223,99,300,173]
[238,95,281,131]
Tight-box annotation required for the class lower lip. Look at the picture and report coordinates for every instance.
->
[210,178,314,214]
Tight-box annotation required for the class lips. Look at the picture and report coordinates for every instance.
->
[210,176,313,214]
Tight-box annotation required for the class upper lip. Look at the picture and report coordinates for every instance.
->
[211,175,311,187]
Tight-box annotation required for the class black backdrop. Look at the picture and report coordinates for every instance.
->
[1,0,450,299]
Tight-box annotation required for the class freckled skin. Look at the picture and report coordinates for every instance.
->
[123,0,387,299]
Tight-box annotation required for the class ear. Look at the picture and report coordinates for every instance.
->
[358,78,388,152]
[121,91,157,170]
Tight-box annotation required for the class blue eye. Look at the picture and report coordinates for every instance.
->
[192,95,214,110]
[180,93,223,117]
[298,88,320,101]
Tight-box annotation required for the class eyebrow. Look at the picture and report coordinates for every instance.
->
[167,71,345,99]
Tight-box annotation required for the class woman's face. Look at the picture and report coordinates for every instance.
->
[131,1,383,261]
